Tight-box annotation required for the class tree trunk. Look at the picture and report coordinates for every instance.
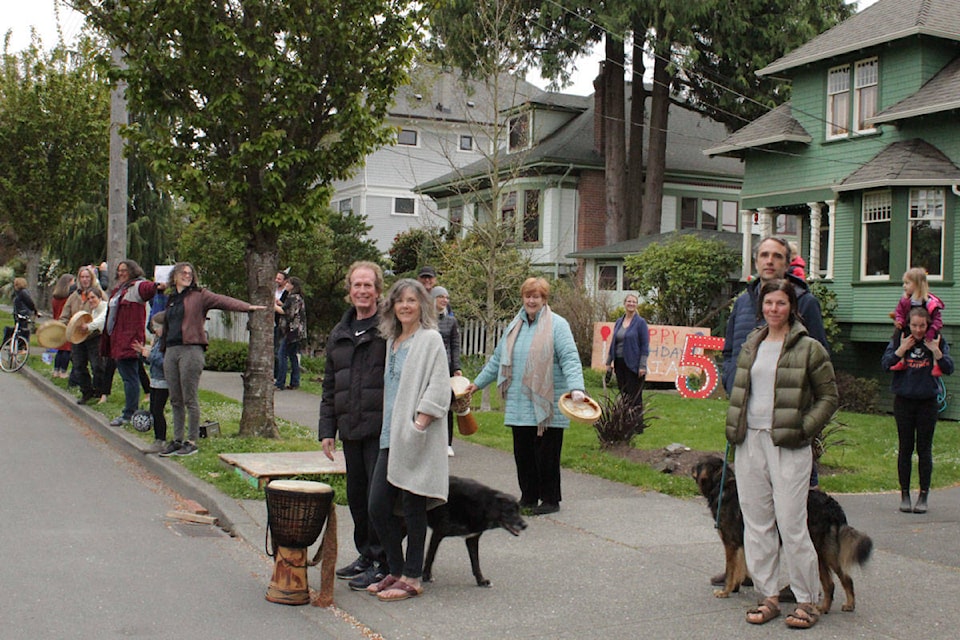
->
[238,230,280,438]
[603,35,627,244]
[640,51,671,236]
[626,32,647,239]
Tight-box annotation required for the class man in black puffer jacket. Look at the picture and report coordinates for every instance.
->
[319,261,388,591]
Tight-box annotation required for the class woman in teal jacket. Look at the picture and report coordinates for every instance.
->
[467,277,587,515]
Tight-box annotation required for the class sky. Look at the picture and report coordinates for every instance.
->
[3,0,880,97]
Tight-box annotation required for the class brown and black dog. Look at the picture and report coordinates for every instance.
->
[692,456,873,613]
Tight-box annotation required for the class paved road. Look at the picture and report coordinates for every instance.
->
[0,371,360,640]
[16,366,960,639]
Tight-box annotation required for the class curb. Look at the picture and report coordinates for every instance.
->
[23,365,260,542]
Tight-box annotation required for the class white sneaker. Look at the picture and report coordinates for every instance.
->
[447,446,455,457]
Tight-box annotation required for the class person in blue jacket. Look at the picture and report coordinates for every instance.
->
[882,306,953,514]
[606,293,649,408]
[466,277,589,516]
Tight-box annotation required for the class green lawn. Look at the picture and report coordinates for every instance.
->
[11,303,957,502]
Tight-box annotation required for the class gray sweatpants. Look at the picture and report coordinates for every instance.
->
[164,344,205,443]
[736,428,820,604]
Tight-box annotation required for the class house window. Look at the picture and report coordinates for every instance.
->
[508,113,529,152]
[909,188,944,277]
[394,197,415,215]
[598,265,619,291]
[337,198,353,213]
[854,58,878,133]
[701,199,719,230]
[680,197,698,229]
[500,191,517,242]
[459,134,474,151]
[861,190,891,279]
[397,129,418,146]
[722,201,739,232]
[449,204,464,234]
[523,190,540,243]
[827,64,850,139]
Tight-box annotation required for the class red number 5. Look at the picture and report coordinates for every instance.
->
[675,334,725,399]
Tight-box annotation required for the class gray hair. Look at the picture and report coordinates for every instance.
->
[378,278,437,339]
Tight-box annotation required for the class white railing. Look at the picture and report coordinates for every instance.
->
[457,318,508,357]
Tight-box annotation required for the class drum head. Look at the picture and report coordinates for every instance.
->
[558,392,602,424]
[267,480,333,494]
[37,320,68,348]
[450,375,471,398]
[66,311,94,344]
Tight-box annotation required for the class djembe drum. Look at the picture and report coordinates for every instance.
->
[264,480,334,605]
[450,376,478,436]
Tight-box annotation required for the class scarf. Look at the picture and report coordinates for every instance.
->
[499,304,555,435]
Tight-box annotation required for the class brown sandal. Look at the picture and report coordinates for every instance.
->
[376,580,423,602]
[785,602,820,629]
[366,574,399,595]
[746,597,781,625]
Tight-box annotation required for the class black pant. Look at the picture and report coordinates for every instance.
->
[150,387,170,441]
[71,336,105,396]
[342,436,385,563]
[369,448,428,578]
[893,395,938,491]
[613,357,644,407]
[511,425,564,506]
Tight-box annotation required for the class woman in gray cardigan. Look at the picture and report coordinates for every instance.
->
[367,279,451,602]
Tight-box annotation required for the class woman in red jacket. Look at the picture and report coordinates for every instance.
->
[158,262,266,457]
[101,260,160,427]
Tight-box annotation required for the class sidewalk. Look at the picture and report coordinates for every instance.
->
[27,366,960,639]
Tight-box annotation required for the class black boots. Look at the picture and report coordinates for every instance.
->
[914,490,929,514]
[900,489,929,513]
[899,490,912,513]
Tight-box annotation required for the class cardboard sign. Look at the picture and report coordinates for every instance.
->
[591,322,714,384]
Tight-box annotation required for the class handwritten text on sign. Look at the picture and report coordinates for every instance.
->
[590,323,712,377]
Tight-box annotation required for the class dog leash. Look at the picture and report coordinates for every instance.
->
[715,442,730,530]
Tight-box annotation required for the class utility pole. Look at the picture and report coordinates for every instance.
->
[106,46,128,277]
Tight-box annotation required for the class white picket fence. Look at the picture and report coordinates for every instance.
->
[205,311,506,358]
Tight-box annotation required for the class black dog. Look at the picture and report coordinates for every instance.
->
[423,475,527,587]
[693,456,873,613]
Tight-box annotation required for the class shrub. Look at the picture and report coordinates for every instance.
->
[593,392,652,448]
[625,233,740,326]
[835,371,880,414]
[205,339,248,372]
[549,279,614,366]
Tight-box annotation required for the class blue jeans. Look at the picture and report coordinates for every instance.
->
[115,357,141,420]
[276,339,301,388]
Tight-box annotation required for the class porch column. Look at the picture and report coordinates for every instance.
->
[758,207,775,238]
[807,202,822,280]
[824,200,836,280]
[740,209,754,280]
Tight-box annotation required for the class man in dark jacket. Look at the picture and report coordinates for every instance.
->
[721,236,828,396]
[319,261,387,591]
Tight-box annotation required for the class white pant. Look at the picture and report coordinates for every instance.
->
[736,429,820,603]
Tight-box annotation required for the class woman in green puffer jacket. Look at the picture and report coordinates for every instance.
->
[725,279,838,630]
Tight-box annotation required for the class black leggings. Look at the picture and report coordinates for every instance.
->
[893,395,938,491]
[369,449,428,578]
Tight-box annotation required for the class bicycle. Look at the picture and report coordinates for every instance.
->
[1,313,32,373]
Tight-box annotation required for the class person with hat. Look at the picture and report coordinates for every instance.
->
[417,266,437,293]
[432,286,461,456]
[60,266,108,405]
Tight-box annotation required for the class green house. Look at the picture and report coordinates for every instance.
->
[705,0,960,417]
